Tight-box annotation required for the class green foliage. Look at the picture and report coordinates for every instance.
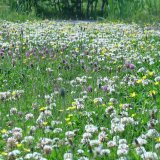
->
[0,0,160,22]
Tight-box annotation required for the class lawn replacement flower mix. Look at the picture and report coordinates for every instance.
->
[0,20,159,160]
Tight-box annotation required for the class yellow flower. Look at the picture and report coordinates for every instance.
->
[67,122,72,125]
[17,143,22,148]
[1,152,7,156]
[24,148,30,152]
[68,114,73,117]
[130,92,137,98]
[102,103,106,107]
[148,72,154,76]
[131,114,136,117]
[155,137,160,142]
[142,75,147,80]
[149,90,157,96]
[66,106,76,111]
[72,102,76,106]
[108,102,113,106]
[1,129,7,134]
[12,91,16,96]
[119,104,123,108]
[154,82,159,85]
[39,107,46,111]
[136,79,142,84]
[93,99,98,104]
[43,122,48,126]
[59,109,64,112]
[65,117,70,121]
[75,48,79,52]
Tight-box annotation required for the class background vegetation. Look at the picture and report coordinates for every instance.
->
[0,0,160,23]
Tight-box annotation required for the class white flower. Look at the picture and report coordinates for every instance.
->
[155,143,160,150]
[89,139,100,147]
[117,149,128,156]
[65,131,75,139]
[145,129,158,138]
[100,149,110,156]
[43,145,52,155]
[85,124,98,133]
[64,152,73,160]
[136,137,147,146]
[107,141,117,148]
[141,152,158,160]
[135,146,146,155]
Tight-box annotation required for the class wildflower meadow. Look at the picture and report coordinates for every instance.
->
[0,20,160,160]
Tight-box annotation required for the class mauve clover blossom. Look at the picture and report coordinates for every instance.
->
[125,63,135,69]
[87,86,92,92]
[101,85,108,92]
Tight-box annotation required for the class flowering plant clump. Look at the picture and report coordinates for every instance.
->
[0,21,159,159]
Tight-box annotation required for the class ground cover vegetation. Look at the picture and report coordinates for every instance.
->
[0,20,160,160]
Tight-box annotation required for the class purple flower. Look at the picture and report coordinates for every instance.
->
[102,85,108,92]
[128,63,135,69]
[87,86,93,92]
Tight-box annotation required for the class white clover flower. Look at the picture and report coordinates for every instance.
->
[65,131,75,139]
[23,136,34,144]
[89,139,100,147]
[85,124,98,133]
[77,149,84,155]
[155,76,160,82]
[119,139,127,144]
[107,141,117,148]
[136,137,147,146]
[135,146,146,155]
[145,129,158,138]
[78,156,89,160]
[155,143,160,150]
[64,152,73,160]
[141,152,158,160]
[7,137,17,148]
[100,149,110,156]
[117,149,128,156]
[98,131,107,142]
[43,145,52,155]
[25,113,34,120]
[53,128,63,134]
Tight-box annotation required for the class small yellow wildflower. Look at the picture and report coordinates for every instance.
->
[43,122,48,126]
[75,48,79,52]
[131,114,136,117]
[154,82,159,85]
[148,72,154,76]
[24,148,30,152]
[119,104,123,108]
[59,109,64,112]
[1,152,7,156]
[149,90,157,96]
[68,114,73,117]
[1,129,7,134]
[72,102,77,106]
[102,103,106,107]
[155,137,160,142]
[65,117,70,122]
[93,99,98,104]
[67,122,72,125]
[130,92,137,98]
[66,106,76,111]
[12,91,16,96]
[108,102,113,106]
[17,143,22,148]
[136,79,142,84]
[39,107,46,111]
[142,75,147,80]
